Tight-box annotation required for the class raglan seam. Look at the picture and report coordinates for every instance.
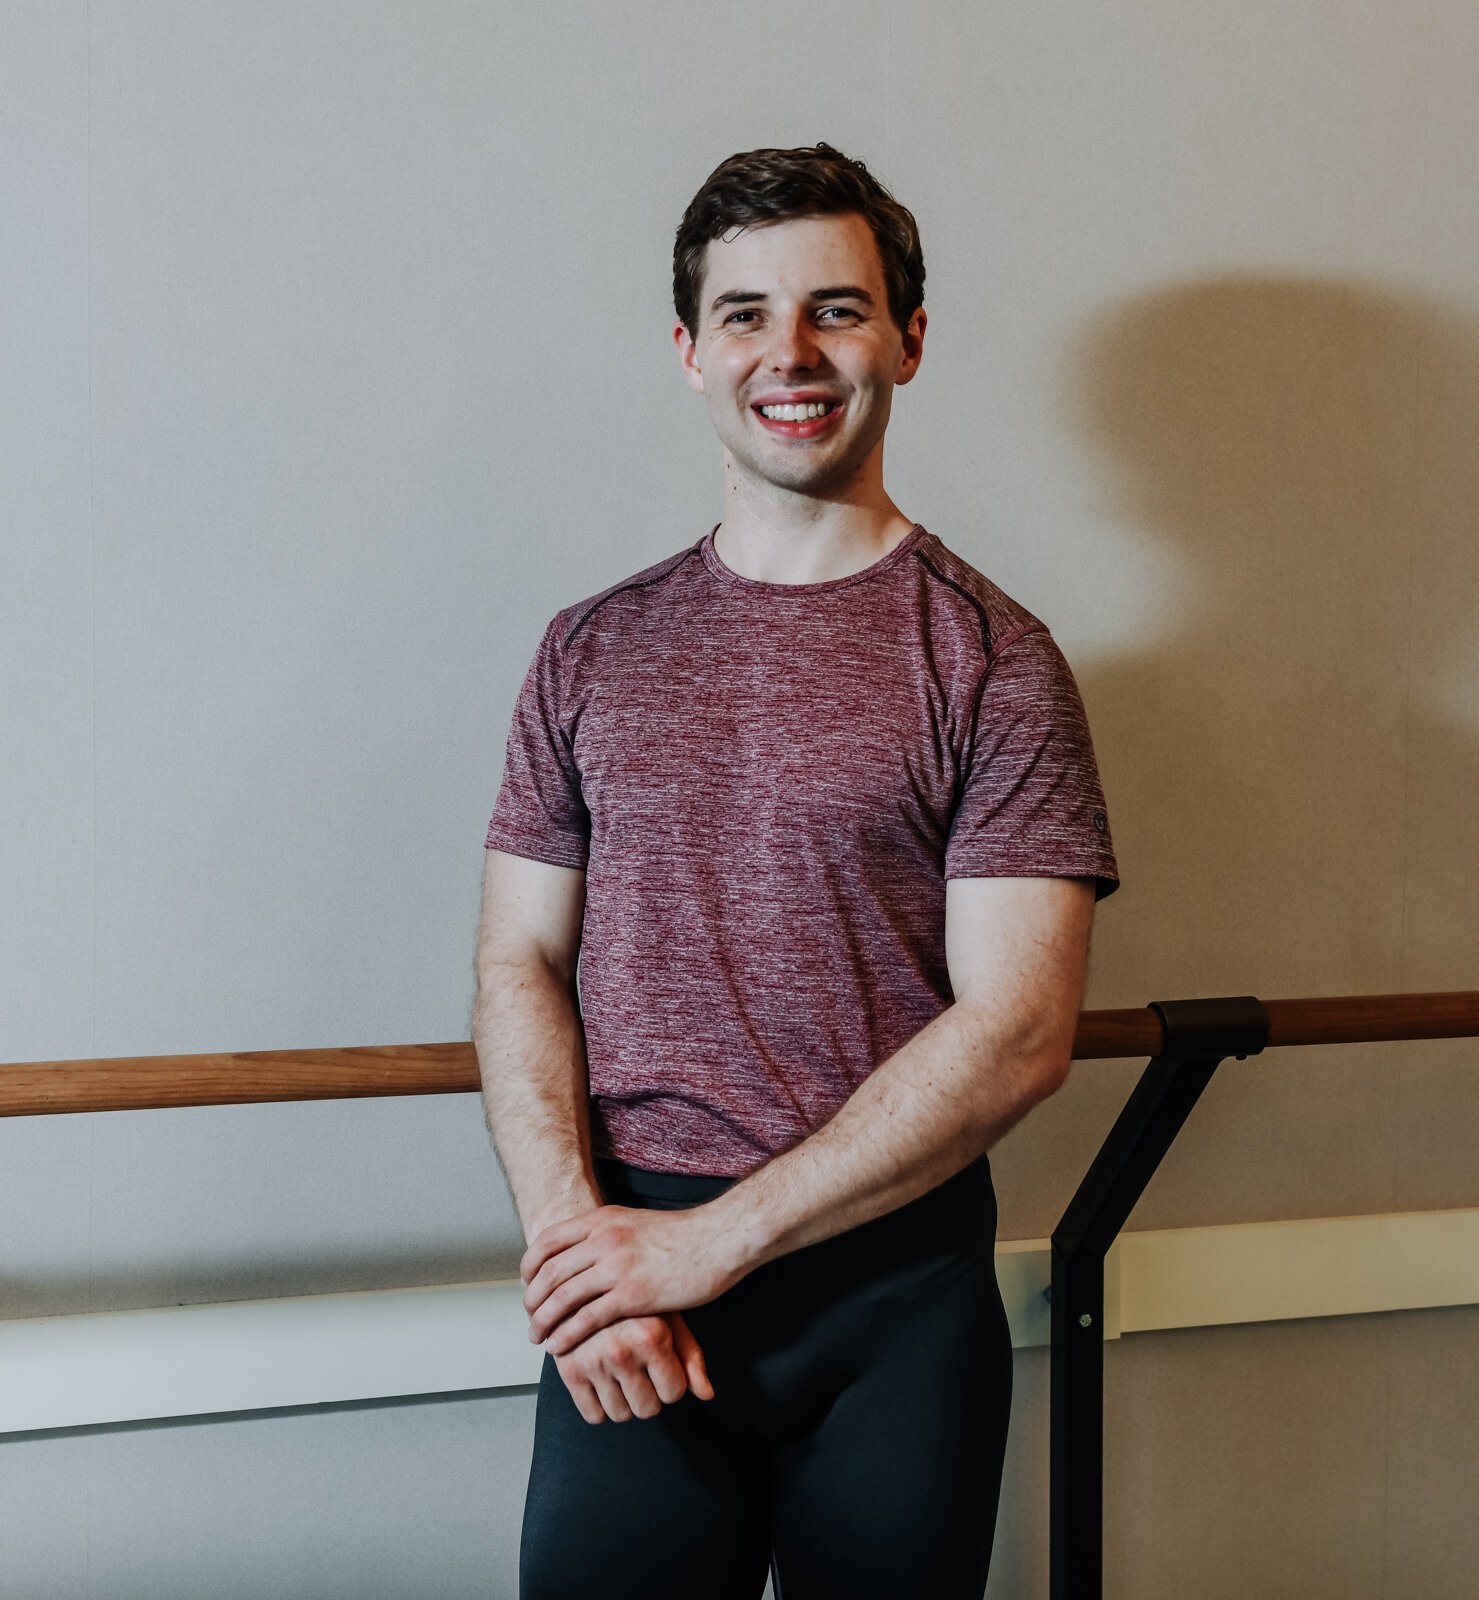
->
[913,547,993,659]
[915,548,1050,807]
[565,543,704,649]
[914,547,996,814]
[553,542,704,758]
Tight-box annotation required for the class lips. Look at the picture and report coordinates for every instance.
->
[751,401,845,439]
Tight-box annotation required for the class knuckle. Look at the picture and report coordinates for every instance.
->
[564,1344,598,1379]
[581,1334,615,1372]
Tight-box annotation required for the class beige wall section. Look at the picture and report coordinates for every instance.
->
[1,1,1474,1596]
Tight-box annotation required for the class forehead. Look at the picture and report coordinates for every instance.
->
[701,212,885,299]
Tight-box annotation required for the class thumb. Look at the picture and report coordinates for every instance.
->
[668,1312,715,1401]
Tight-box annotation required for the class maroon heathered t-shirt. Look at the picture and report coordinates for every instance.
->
[485,522,1120,1177]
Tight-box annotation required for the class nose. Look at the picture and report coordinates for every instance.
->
[766,306,821,371]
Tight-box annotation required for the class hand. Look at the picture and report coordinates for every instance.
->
[521,1202,743,1356]
[552,1309,713,1424]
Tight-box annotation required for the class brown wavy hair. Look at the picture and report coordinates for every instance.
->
[673,142,925,340]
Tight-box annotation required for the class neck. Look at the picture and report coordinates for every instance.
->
[713,464,915,588]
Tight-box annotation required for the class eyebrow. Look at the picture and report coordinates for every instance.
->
[708,286,876,313]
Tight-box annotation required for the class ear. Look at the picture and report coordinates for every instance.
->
[895,307,927,386]
[674,319,706,396]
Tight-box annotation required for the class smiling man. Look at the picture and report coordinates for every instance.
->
[473,142,1120,1600]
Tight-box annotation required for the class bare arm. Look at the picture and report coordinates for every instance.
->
[472,845,713,1420]
[520,874,1097,1350]
[471,847,601,1241]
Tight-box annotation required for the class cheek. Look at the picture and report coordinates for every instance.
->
[710,348,750,383]
[709,364,753,409]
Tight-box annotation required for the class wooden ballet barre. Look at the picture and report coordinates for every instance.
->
[1,992,1476,1118]
[0,1041,478,1117]
[1077,989,1479,1059]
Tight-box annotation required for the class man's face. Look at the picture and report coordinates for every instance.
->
[674,212,925,499]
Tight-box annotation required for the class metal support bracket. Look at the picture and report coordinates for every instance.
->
[1049,996,1269,1600]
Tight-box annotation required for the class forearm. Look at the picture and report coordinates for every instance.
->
[472,958,602,1242]
[705,999,1067,1276]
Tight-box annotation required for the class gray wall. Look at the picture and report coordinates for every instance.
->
[3,2,1476,1596]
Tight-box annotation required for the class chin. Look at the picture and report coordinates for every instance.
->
[770,471,849,497]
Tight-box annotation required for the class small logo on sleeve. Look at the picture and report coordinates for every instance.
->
[1092,810,1107,833]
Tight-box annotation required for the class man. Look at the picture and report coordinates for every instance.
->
[473,142,1120,1599]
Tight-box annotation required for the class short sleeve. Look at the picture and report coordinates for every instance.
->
[945,625,1120,901]
[484,615,590,869]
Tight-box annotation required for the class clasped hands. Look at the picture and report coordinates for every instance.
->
[519,1200,742,1357]
[519,1201,747,1424]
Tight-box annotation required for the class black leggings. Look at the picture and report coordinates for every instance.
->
[519,1153,1014,1600]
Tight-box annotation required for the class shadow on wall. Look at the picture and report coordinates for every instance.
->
[1066,274,1477,998]
[991,275,1479,1241]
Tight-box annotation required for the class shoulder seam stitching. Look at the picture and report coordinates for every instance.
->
[913,546,993,658]
[564,544,704,649]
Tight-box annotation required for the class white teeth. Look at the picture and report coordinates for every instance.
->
[759,402,836,421]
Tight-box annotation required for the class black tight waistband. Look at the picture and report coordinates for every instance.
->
[592,1151,998,1251]
[594,1155,738,1210]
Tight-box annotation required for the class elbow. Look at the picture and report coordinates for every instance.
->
[956,999,1073,1131]
[990,1050,1069,1147]
[1037,1049,1073,1100]
[1024,1011,1075,1100]
[1005,1048,1070,1124]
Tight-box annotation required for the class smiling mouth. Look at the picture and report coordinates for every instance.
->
[754,400,841,421]
[751,401,845,437]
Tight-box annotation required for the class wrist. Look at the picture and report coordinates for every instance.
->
[525,1184,602,1244]
[701,1179,777,1281]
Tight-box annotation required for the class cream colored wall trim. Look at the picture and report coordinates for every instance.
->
[0,1282,544,1435]
[1115,1206,1479,1334]
[3,1207,1476,1436]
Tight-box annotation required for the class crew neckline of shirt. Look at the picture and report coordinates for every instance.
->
[699,521,928,595]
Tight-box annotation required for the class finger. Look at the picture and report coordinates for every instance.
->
[520,1215,597,1285]
[643,1334,688,1407]
[616,1363,664,1421]
[543,1289,628,1356]
[554,1361,606,1426]
[523,1242,600,1317]
[670,1314,714,1400]
[588,1365,634,1424]
[528,1267,610,1344]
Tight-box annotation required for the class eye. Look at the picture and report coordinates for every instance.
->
[723,310,758,325]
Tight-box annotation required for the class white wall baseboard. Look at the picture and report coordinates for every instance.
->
[4,1206,1476,1436]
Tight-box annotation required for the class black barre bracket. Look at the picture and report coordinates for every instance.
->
[1148,994,1271,1063]
[1048,995,1270,1600]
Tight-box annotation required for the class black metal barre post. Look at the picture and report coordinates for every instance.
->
[1048,996,1271,1600]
